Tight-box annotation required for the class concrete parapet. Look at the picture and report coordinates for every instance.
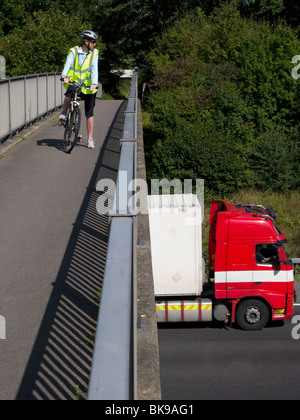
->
[136,100,162,400]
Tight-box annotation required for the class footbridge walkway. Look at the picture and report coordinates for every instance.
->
[0,73,160,400]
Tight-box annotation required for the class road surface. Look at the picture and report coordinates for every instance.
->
[159,288,300,400]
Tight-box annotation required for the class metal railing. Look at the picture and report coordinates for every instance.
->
[88,72,138,400]
[0,72,64,143]
[292,259,300,276]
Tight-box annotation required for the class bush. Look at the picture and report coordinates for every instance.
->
[250,130,300,191]
[144,3,300,195]
[150,118,252,196]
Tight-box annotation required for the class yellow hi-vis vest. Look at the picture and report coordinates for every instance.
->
[64,46,98,95]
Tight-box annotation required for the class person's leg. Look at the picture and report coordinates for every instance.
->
[86,116,94,140]
[59,91,72,121]
[62,96,71,113]
[84,93,96,148]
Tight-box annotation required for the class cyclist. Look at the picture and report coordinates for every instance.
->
[60,30,99,149]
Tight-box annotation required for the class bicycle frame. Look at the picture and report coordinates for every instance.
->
[60,79,93,153]
[61,81,85,153]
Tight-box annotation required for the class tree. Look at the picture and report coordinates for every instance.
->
[250,130,300,191]
[95,0,223,74]
[0,9,104,77]
[282,0,300,28]
[144,3,300,195]
[43,0,99,23]
[239,0,300,26]
[0,0,27,37]
[239,0,285,19]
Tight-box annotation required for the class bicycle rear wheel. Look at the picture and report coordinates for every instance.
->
[63,108,81,154]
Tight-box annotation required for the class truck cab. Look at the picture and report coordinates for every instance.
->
[209,201,294,329]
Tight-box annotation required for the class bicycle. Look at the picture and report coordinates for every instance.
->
[59,79,87,154]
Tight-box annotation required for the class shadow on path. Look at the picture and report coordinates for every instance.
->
[16,101,125,400]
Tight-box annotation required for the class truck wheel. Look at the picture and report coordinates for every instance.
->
[236,299,269,331]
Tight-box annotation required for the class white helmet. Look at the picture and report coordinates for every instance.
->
[81,30,98,41]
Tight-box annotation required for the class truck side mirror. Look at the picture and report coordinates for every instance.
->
[272,258,280,266]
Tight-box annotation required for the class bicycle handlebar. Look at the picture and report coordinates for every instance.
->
[60,78,99,91]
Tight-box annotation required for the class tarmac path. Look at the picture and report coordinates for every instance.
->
[0,99,125,400]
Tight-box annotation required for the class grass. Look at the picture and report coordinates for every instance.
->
[102,78,131,100]
[102,92,114,100]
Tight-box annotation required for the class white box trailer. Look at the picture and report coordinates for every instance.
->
[147,194,204,297]
[148,194,213,323]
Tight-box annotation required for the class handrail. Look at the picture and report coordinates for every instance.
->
[0,72,64,143]
[88,72,138,400]
[292,258,300,277]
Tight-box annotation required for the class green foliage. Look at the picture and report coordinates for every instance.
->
[95,0,217,64]
[239,0,285,19]
[43,0,99,22]
[150,118,252,196]
[239,0,300,27]
[0,0,99,38]
[250,131,300,191]
[0,9,104,77]
[144,3,300,195]
[0,0,27,37]
[94,0,300,73]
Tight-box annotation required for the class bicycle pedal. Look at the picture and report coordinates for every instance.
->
[77,135,83,142]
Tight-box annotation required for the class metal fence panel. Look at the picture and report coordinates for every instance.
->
[0,72,64,143]
[55,75,63,107]
[10,78,25,132]
[0,81,9,139]
[25,77,38,122]
[38,75,47,116]
[47,75,55,110]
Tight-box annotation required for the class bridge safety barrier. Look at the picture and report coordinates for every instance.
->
[0,73,64,143]
[88,72,139,400]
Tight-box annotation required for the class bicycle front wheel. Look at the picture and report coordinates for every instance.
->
[63,108,81,154]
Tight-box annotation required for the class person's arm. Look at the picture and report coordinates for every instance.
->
[61,51,75,84]
[256,251,266,263]
[90,52,99,92]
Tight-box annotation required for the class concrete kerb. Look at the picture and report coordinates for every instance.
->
[136,100,162,400]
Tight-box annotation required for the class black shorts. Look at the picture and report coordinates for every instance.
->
[65,89,96,118]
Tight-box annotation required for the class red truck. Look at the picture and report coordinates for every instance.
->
[148,195,295,330]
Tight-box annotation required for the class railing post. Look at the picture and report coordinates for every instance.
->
[8,78,12,138]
